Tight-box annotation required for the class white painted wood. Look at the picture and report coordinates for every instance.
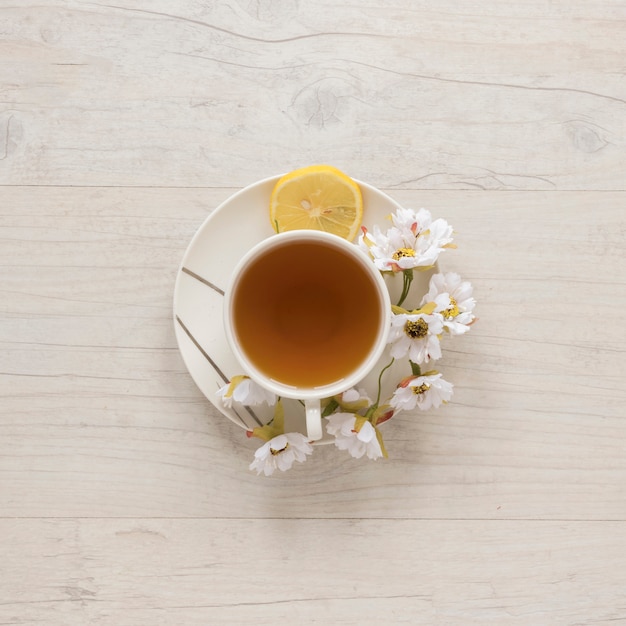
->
[2,2,626,623]
[1,2,625,188]
[2,519,626,625]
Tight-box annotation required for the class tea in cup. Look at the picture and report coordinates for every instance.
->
[223,230,390,440]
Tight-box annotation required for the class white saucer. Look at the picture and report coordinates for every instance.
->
[173,175,436,441]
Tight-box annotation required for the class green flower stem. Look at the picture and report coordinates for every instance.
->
[322,398,339,418]
[370,357,395,416]
[396,269,414,307]
[409,360,421,377]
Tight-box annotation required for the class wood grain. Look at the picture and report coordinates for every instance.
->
[2,519,626,625]
[2,2,626,623]
[1,2,625,188]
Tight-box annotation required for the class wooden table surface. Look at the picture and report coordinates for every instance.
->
[2,2,625,624]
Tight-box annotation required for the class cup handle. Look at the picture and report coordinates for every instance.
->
[304,399,323,441]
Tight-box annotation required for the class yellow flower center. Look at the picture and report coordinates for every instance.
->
[443,296,459,319]
[404,318,428,339]
[392,247,416,260]
[270,442,289,456]
[412,383,430,395]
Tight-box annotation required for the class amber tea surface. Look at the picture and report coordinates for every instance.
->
[232,240,382,388]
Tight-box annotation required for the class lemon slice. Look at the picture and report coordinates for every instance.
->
[269,165,363,241]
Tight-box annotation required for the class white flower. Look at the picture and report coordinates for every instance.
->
[340,388,371,404]
[359,225,431,272]
[390,207,433,239]
[217,375,276,408]
[390,373,453,411]
[414,217,455,265]
[249,433,313,476]
[387,311,444,364]
[422,272,476,335]
[334,387,373,413]
[359,208,454,272]
[325,413,383,460]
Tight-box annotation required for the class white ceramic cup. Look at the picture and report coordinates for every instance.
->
[223,230,391,441]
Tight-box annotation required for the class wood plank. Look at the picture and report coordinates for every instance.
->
[1,187,624,519]
[3,4,625,625]
[1,519,626,624]
[1,3,625,188]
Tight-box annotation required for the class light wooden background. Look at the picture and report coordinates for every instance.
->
[1,2,625,624]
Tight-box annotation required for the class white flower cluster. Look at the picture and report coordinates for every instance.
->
[388,271,476,364]
[390,373,453,412]
[325,389,384,460]
[217,375,276,408]
[359,207,454,272]
[217,206,476,476]
[249,433,313,476]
